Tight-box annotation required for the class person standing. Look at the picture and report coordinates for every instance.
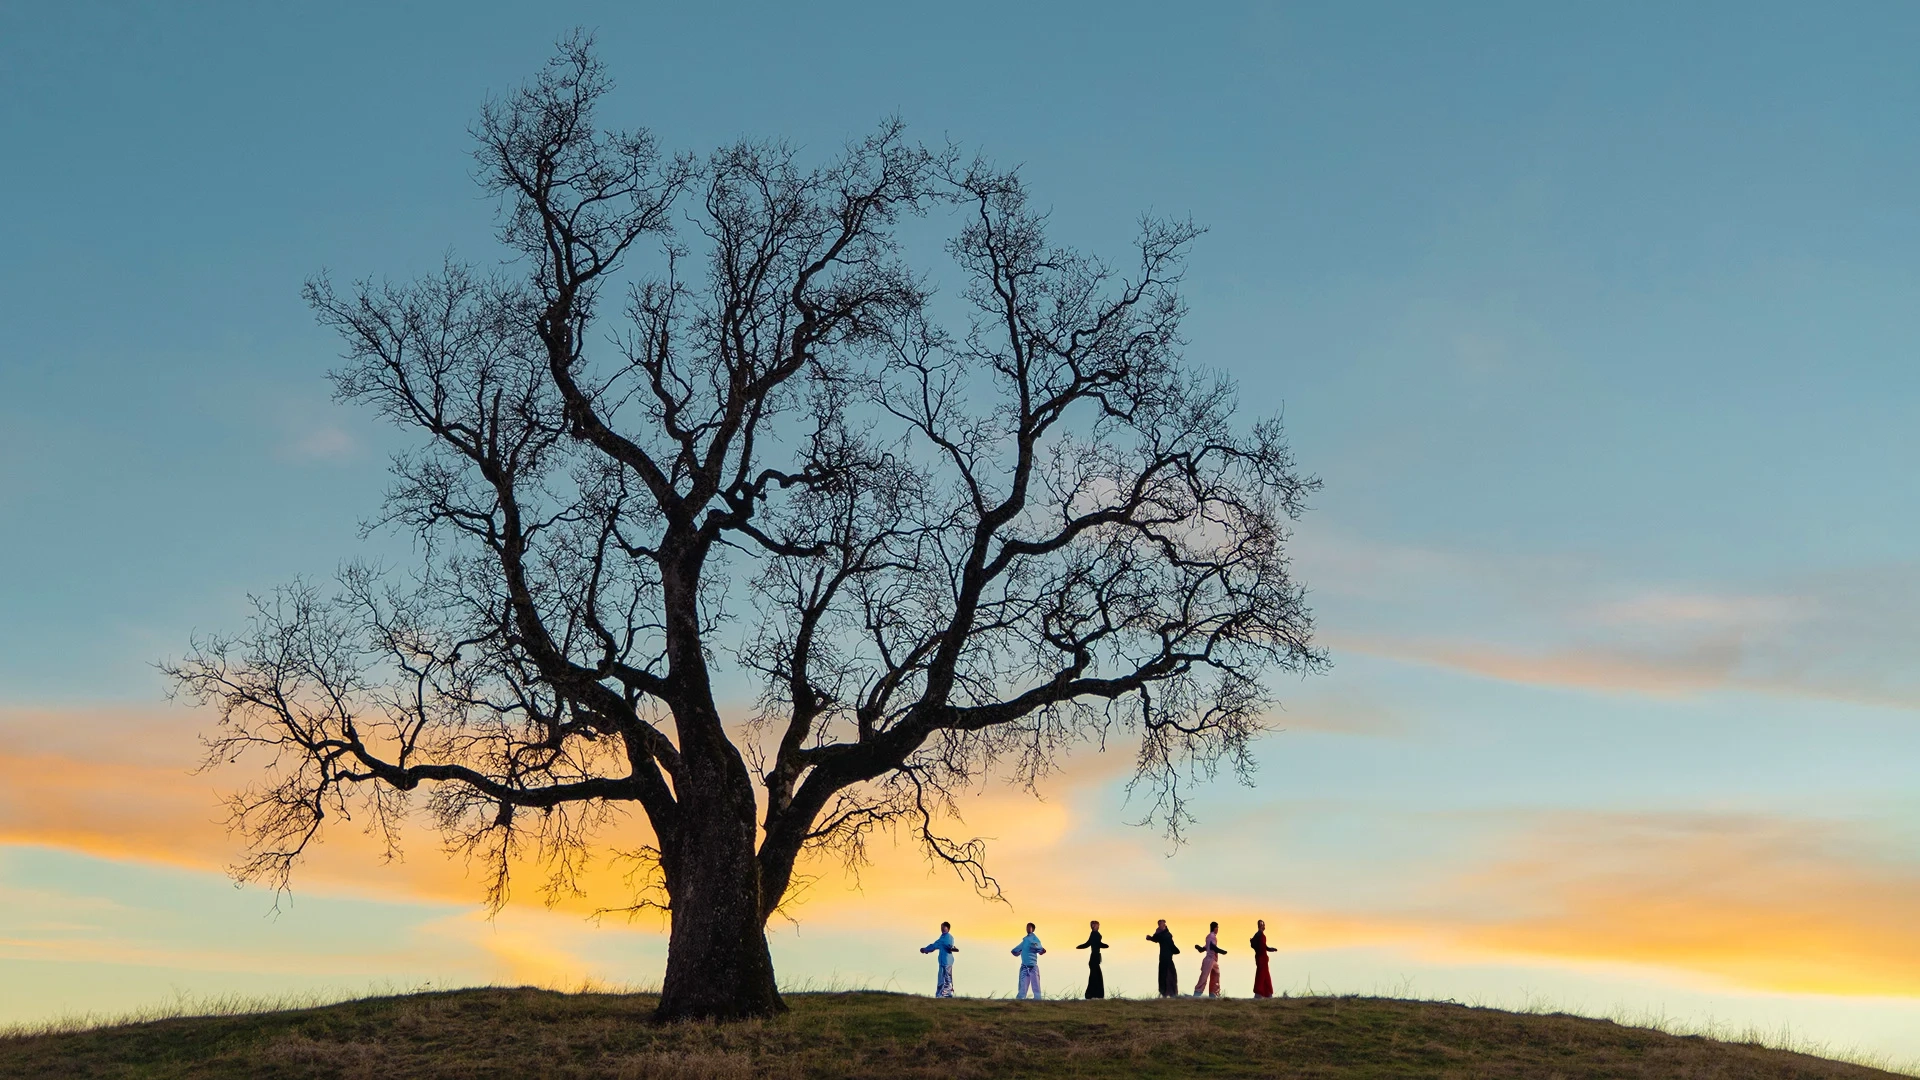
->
[1146,919,1180,997]
[1250,919,1277,999]
[1011,922,1046,999]
[1074,920,1109,999]
[1192,921,1228,997]
[920,921,960,998]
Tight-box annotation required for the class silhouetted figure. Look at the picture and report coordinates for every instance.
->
[1250,919,1277,999]
[1147,919,1180,997]
[1075,920,1109,999]
[1192,920,1228,997]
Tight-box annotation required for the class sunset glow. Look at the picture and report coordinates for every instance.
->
[3,1,1918,1067]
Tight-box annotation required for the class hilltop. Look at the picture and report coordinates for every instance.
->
[0,988,1905,1079]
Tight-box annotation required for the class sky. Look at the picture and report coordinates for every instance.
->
[3,0,1920,1064]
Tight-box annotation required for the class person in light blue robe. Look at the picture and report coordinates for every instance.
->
[920,921,960,997]
[1011,922,1046,999]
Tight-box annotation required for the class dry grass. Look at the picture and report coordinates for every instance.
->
[0,987,1908,1079]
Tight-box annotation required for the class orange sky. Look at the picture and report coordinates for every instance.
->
[7,704,1920,1003]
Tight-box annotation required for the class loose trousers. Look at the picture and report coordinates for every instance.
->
[1017,965,1042,999]
[1157,957,1178,997]
[935,963,954,998]
[1194,953,1220,997]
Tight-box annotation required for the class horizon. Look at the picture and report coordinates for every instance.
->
[3,0,1919,1065]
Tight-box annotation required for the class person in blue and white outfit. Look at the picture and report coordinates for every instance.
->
[920,921,960,997]
[1011,922,1046,999]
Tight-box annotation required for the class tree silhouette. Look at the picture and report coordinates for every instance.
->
[168,34,1323,1021]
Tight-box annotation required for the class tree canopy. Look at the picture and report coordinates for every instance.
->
[169,34,1323,1019]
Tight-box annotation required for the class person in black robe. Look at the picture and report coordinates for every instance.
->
[1146,919,1180,997]
[1075,920,1109,998]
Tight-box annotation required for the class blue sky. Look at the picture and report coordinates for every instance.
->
[3,0,1919,1063]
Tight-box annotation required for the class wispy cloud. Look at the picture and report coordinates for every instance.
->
[0,706,657,912]
[281,424,359,463]
[11,706,1920,1000]
[1334,632,1741,698]
[1430,810,1920,997]
[1295,527,1920,709]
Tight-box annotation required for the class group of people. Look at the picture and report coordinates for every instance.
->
[919,918,1281,1000]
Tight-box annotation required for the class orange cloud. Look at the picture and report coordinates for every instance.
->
[1335,633,1741,698]
[0,705,1171,929]
[1335,632,1920,710]
[1300,527,1920,710]
[0,708,233,871]
[11,707,1920,1001]
[0,705,660,913]
[1427,811,1920,997]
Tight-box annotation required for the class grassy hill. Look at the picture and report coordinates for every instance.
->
[0,988,1907,1079]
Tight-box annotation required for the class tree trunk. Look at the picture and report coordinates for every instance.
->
[654,774,786,1021]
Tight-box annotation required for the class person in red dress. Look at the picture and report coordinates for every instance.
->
[1250,919,1278,998]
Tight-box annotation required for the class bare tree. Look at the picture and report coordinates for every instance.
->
[167,35,1323,1021]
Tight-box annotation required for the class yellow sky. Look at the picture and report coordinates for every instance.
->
[6,704,1920,1003]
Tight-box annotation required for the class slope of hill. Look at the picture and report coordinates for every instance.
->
[0,988,1906,1079]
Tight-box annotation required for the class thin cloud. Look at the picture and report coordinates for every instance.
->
[282,424,359,463]
[1333,632,1742,699]
[1268,692,1411,738]
[1431,810,1920,997]
[1296,527,1920,710]
[1589,590,1804,629]
[1340,630,1920,710]
[13,707,1920,1000]
[0,706,658,912]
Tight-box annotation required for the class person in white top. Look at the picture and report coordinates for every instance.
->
[920,921,959,998]
[1011,922,1046,999]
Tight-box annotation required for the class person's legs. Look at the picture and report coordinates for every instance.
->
[936,963,954,998]
[1208,962,1221,997]
[1193,954,1213,995]
[1017,966,1041,999]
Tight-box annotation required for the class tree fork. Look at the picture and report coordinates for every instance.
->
[169,32,1321,1028]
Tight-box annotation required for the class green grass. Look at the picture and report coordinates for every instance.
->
[0,988,1908,1079]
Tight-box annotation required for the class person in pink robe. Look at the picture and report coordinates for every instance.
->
[1191,920,1228,997]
